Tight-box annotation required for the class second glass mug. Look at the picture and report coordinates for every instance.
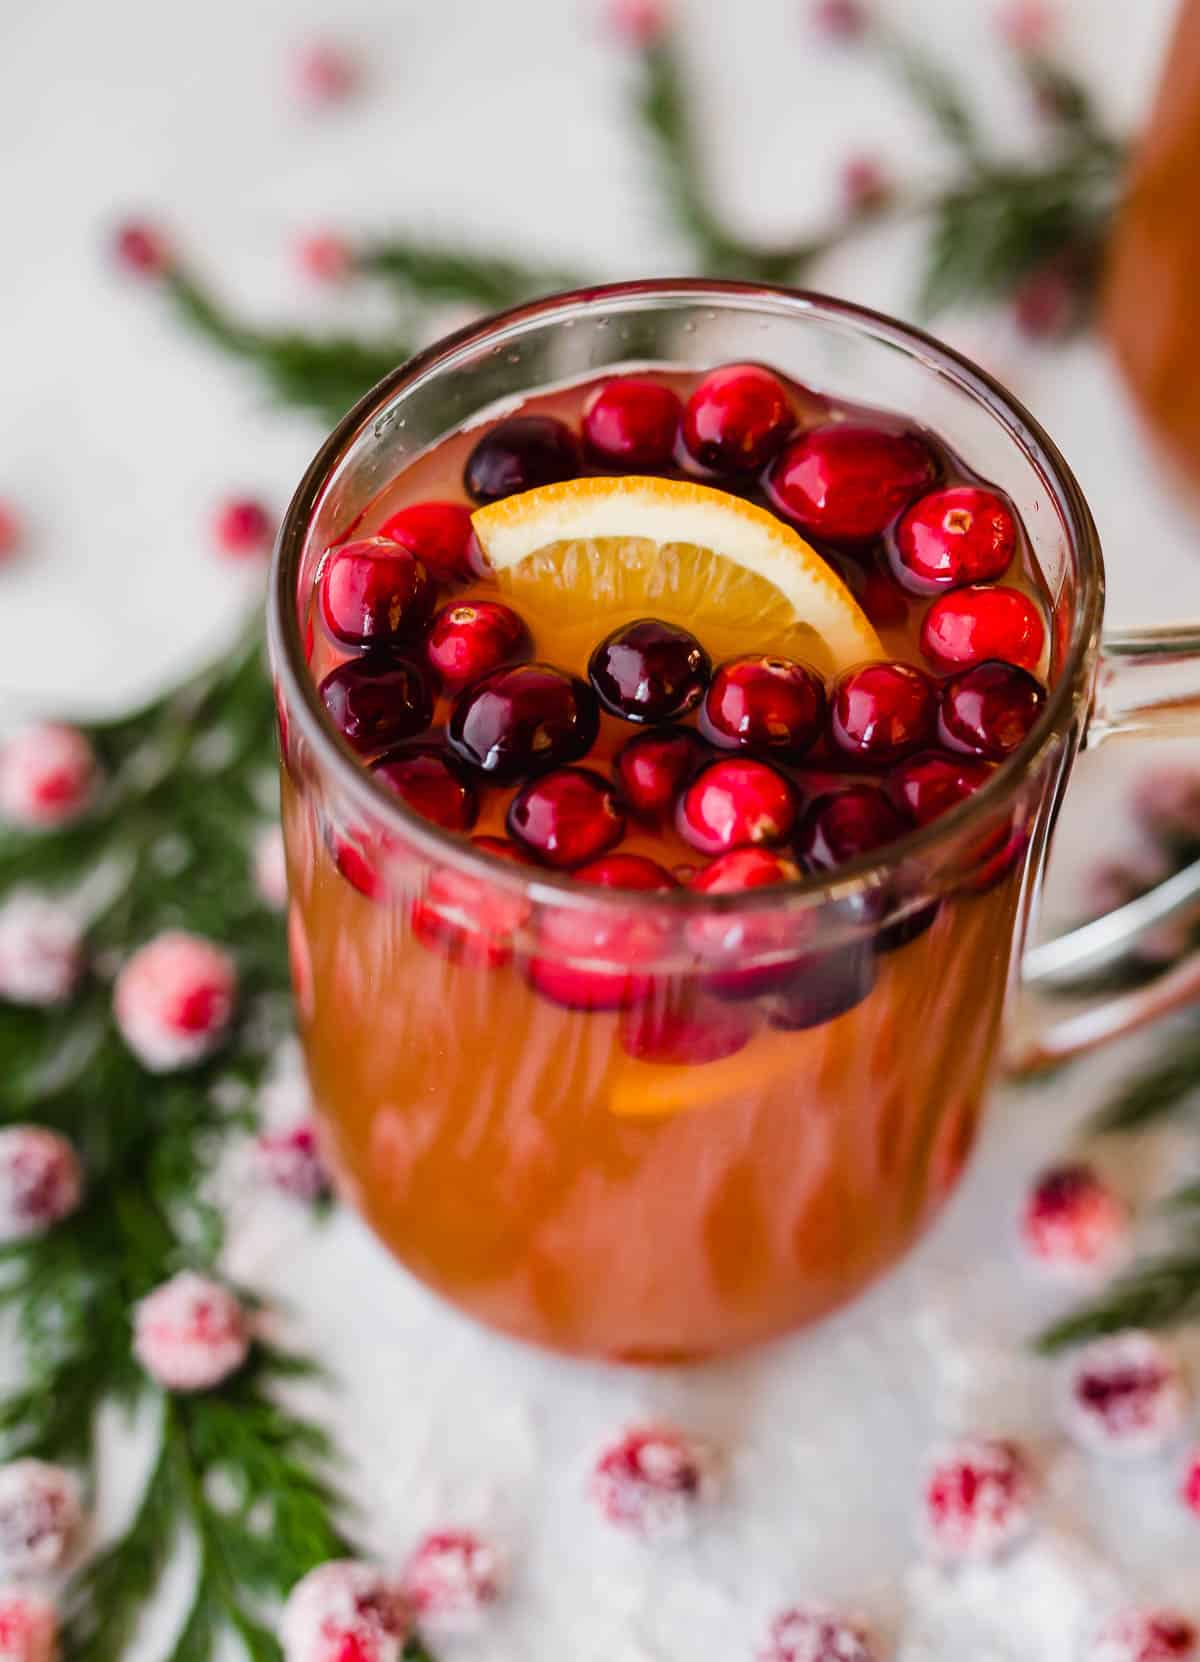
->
[269,282,1200,1364]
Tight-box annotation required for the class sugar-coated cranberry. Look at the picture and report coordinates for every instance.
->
[830,662,936,763]
[319,654,432,755]
[796,786,906,873]
[768,423,937,543]
[921,585,1045,673]
[588,618,710,724]
[812,0,869,40]
[758,1605,879,1662]
[425,600,529,689]
[507,767,624,868]
[841,155,892,216]
[0,1461,82,1575]
[575,852,677,890]
[886,752,995,827]
[939,660,1046,758]
[212,497,274,558]
[448,663,599,781]
[0,503,23,562]
[0,1590,58,1662]
[1019,1163,1129,1283]
[0,1128,81,1245]
[295,230,353,284]
[1089,1610,1198,1662]
[112,219,172,277]
[133,1271,250,1392]
[292,40,360,106]
[318,537,435,648]
[893,486,1016,593]
[681,363,793,474]
[401,1530,503,1635]
[376,501,476,585]
[371,744,478,832]
[464,415,579,504]
[615,726,709,821]
[677,759,795,855]
[255,1122,329,1202]
[762,943,877,1029]
[411,836,532,968]
[114,932,237,1072]
[1182,1445,1200,1517]
[921,1436,1036,1564]
[590,1425,718,1540]
[703,655,826,760]
[583,376,682,468]
[0,724,99,830]
[685,848,807,999]
[619,988,757,1065]
[1060,1331,1188,1457]
[281,1561,409,1662]
[608,0,668,46]
[0,897,83,1007]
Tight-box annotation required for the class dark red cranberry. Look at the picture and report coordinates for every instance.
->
[318,537,435,647]
[767,423,937,543]
[463,415,580,504]
[588,618,710,724]
[319,654,432,754]
[329,829,387,900]
[615,726,709,821]
[507,767,625,868]
[371,743,477,831]
[685,847,807,998]
[619,988,757,1065]
[762,943,877,1029]
[894,486,1016,593]
[574,852,677,890]
[526,867,672,1010]
[860,569,910,629]
[830,661,936,763]
[447,663,599,782]
[886,753,995,827]
[411,835,532,968]
[920,585,1046,673]
[582,377,682,468]
[681,364,794,474]
[425,601,529,689]
[939,660,1046,758]
[703,655,826,760]
[377,501,475,584]
[796,786,906,872]
[677,759,796,855]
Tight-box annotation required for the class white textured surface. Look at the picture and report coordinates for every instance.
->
[4,0,1200,1656]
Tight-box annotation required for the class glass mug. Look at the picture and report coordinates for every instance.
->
[269,282,1200,1364]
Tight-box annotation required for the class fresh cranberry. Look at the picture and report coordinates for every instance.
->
[894,486,1017,592]
[588,618,710,723]
[684,847,807,999]
[763,940,877,1029]
[0,1128,82,1244]
[329,828,387,901]
[575,852,677,890]
[758,1606,878,1662]
[372,744,477,832]
[295,230,353,284]
[281,1562,410,1662]
[526,882,670,1010]
[507,767,624,868]
[1060,1331,1188,1457]
[590,1425,718,1540]
[212,497,273,558]
[860,568,910,629]
[939,660,1046,758]
[768,423,937,543]
[615,726,709,820]
[619,989,757,1065]
[425,600,529,689]
[463,415,579,504]
[1020,1163,1129,1283]
[411,835,532,968]
[681,364,793,474]
[583,377,682,468]
[607,0,668,46]
[318,537,434,648]
[796,786,906,873]
[448,663,598,781]
[830,662,936,763]
[1088,1610,1198,1662]
[402,1529,503,1635]
[376,501,475,584]
[921,1437,1036,1564]
[112,219,172,277]
[133,1271,250,1392]
[703,655,826,759]
[921,585,1045,672]
[318,655,432,755]
[677,759,796,855]
[886,752,995,826]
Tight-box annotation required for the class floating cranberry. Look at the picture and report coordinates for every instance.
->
[1088,1610,1198,1662]
[425,600,529,689]
[526,878,670,1010]
[401,1530,503,1636]
[921,1436,1036,1564]
[281,1561,409,1662]
[448,663,598,781]
[1060,1331,1188,1457]
[133,1271,250,1392]
[1019,1163,1129,1283]
[507,767,624,868]
[615,726,709,820]
[758,1606,879,1662]
[0,724,99,830]
[681,363,793,474]
[318,537,434,648]
[703,655,826,760]
[894,485,1016,592]
[255,1122,329,1202]
[588,618,710,724]
[114,932,237,1072]
[318,654,432,755]
[796,786,906,873]
[0,1128,82,1244]
[377,501,476,584]
[464,415,579,504]
[212,497,274,558]
[767,423,937,543]
[590,1425,718,1540]
[574,852,677,890]
[762,941,877,1029]
[372,744,477,832]
[886,752,995,827]
[860,568,910,629]
[0,1590,58,1662]
[830,661,936,764]
[921,585,1045,673]
[619,988,757,1065]
[411,836,532,968]
[685,847,807,999]
[677,759,795,855]
[583,377,682,468]
[939,660,1046,758]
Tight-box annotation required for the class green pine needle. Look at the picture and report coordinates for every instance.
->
[1090,1029,1200,1132]
[356,239,585,311]
[1036,1238,1200,1352]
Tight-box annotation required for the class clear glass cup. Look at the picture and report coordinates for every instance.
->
[268,281,1200,1363]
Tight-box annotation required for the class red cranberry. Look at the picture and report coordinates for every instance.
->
[377,501,475,584]
[920,585,1046,673]
[448,663,599,781]
[526,881,670,1011]
[681,364,793,474]
[582,377,682,468]
[886,752,995,827]
[796,786,906,873]
[281,1562,409,1662]
[256,1122,329,1202]
[685,847,806,999]
[939,660,1046,758]
[860,568,910,629]
[830,661,936,763]
[619,989,756,1065]
[1020,1163,1129,1282]
[574,852,676,890]
[894,486,1017,592]
[759,1606,878,1662]
[1182,1446,1200,1518]
[330,829,387,901]
[615,726,709,821]
[608,0,668,46]
[411,836,532,969]
[588,618,710,724]
[112,219,172,277]
[0,502,21,562]
[371,744,477,832]
[292,40,359,105]
[590,1425,718,1540]
[507,767,624,868]
[1088,1610,1198,1662]
[703,655,826,760]
[295,230,353,284]
[763,941,877,1030]
[318,537,434,648]
[841,154,892,216]
[812,0,869,39]
[677,759,796,855]
[921,1437,1036,1564]
[464,416,580,504]
[425,601,529,689]
[767,423,938,543]
[1061,1331,1188,1457]
[212,497,273,558]
[319,655,432,755]
[401,1529,503,1635]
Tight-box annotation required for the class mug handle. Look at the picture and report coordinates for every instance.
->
[1008,623,1200,1073]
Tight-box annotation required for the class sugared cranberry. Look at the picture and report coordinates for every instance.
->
[0,897,83,1007]
[401,1530,503,1635]
[619,988,756,1065]
[681,363,793,474]
[921,585,1045,673]
[894,486,1016,593]
[590,1425,718,1540]
[678,759,795,855]
[0,724,99,830]
[999,0,1054,50]
[615,726,709,821]
[921,1436,1035,1564]
[812,0,869,40]
[133,1271,250,1392]
[758,1605,878,1662]
[0,1128,81,1244]
[0,1462,82,1575]
[319,654,432,755]
[425,600,529,689]
[114,932,236,1072]
[768,423,937,543]
[796,786,906,873]
[703,655,826,760]
[0,503,22,563]
[507,767,624,868]
[371,744,477,832]
[318,537,434,648]
[212,497,273,558]
[1020,1163,1129,1283]
[939,660,1046,758]
[0,1590,58,1662]
[112,219,172,277]
[295,231,353,284]
[588,618,710,724]
[448,663,599,781]
[1089,1610,1198,1662]
[608,0,668,46]
[376,501,476,585]
[575,852,677,890]
[1060,1331,1188,1457]
[830,662,936,763]
[281,1561,409,1662]
[1182,1445,1200,1517]
[583,377,682,468]
[684,847,807,999]
[255,1122,329,1202]
[886,752,995,827]
[464,415,579,504]
[292,41,360,106]
[411,836,532,968]
[762,943,877,1029]
[841,155,892,216]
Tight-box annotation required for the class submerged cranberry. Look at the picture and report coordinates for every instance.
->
[762,943,877,1029]
[685,847,807,998]
[703,655,826,760]
[681,364,793,474]
[464,415,580,504]
[588,618,710,724]
[894,486,1017,593]
[767,423,937,543]
[526,863,672,1010]
[830,661,936,764]
[411,835,532,968]
[318,537,435,647]
[886,752,995,827]
[796,785,906,872]
[319,654,432,754]
[583,377,682,468]
[921,585,1046,673]
[377,501,475,584]
[507,767,625,868]
[574,852,677,890]
[620,990,757,1065]
[939,660,1046,758]
[615,726,709,821]
[677,759,796,855]
[371,743,478,831]
[425,600,529,689]
[448,663,599,781]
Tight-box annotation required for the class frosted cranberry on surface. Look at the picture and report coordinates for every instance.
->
[796,786,906,873]
[212,497,273,559]
[256,1122,328,1202]
[1019,1163,1129,1282]
[281,1561,409,1662]
[1060,1331,1188,1457]
[894,486,1016,593]
[1089,1610,1198,1662]
[677,758,795,855]
[831,662,936,764]
[921,1436,1035,1563]
[0,1461,82,1575]
[133,1271,250,1393]
[886,752,995,827]
[0,897,83,1006]
[318,537,434,648]
[253,825,289,910]
[507,767,625,868]
[681,364,793,475]
[615,725,709,821]
[425,600,529,689]
[448,663,599,782]
[939,660,1046,758]
[768,423,937,544]
[0,725,99,830]
[758,1604,879,1662]
[703,656,826,760]
[319,655,432,756]
[0,1128,82,1243]
[589,619,710,724]
[590,1425,718,1540]
[0,1590,58,1662]
[401,1529,503,1635]
[292,41,360,106]
[0,503,22,563]
[114,932,237,1072]
[377,501,475,585]
[295,231,353,284]
[411,835,532,968]
[583,377,681,467]
[371,744,477,833]
[464,415,579,504]
[112,219,172,277]
[921,585,1045,673]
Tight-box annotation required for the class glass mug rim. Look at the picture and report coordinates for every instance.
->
[268,278,1104,919]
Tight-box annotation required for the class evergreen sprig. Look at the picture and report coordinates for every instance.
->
[356,238,585,311]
